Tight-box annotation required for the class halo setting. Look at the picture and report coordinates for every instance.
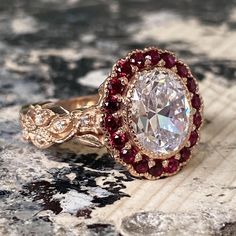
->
[101,47,203,179]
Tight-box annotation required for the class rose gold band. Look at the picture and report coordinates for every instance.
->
[19,94,105,149]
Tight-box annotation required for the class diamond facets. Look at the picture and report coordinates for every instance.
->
[130,68,191,155]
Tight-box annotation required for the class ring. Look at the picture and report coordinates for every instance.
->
[20,47,203,179]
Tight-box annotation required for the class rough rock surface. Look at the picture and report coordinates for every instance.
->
[122,210,236,236]
[0,0,236,236]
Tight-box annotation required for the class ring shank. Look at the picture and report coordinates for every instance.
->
[20,94,104,148]
[54,94,100,111]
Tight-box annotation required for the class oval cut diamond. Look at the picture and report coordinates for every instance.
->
[130,68,191,155]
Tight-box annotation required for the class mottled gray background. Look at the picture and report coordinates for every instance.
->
[0,0,236,236]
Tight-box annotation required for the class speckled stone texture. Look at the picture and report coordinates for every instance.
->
[1,0,236,236]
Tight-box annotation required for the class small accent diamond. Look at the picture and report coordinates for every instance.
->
[34,114,46,126]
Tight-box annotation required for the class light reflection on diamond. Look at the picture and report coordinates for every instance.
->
[130,69,191,155]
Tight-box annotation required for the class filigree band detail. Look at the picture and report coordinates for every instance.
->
[20,105,79,148]
[20,103,104,149]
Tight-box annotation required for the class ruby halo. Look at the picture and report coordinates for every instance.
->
[101,47,203,180]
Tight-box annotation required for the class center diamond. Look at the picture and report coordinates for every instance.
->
[130,68,191,155]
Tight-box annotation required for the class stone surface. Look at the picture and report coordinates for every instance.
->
[122,210,236,236]
[0,0,236,235]
[131,69,191,155]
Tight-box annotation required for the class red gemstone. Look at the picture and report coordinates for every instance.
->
[193,112,202,129]
[110,132,128,149]
[120,146,137,164]
[144,49,161,65]
[161,52,176,68]
[189,130,198,147]
[164,158,179,174]
[130,52,145,68]
[191,94,201,110]
[179,147,191,163]
[148,160,163,177]
[187,77,197,93]
[103,96,120,113]
[116,59,132,78]
[176,63,189,77]
[133,158,149,174]
[104,115,121,133]
[108,77,125,95]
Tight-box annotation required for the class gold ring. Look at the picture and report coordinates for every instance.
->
[20,47,203,179]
